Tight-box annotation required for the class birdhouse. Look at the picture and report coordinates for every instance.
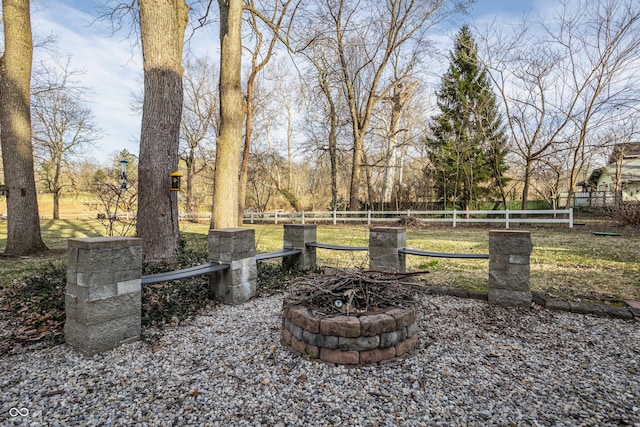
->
[170,171,182,191]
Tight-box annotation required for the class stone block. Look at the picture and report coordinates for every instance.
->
[284,318,305,340]
[208,228,256,262]
[569,302,604,316]
[601,305,633,320]
[545,299,571,312]
[395,335,418,357]
[380,329,406,348]
[319,348,359,365]
[116,269,142,284]
[488,288,531,309]
[291,335,319,359]
[280,323,293,346]
[531,291,547,306]
[302,330,339,349]
[406,322,418,338]
[283,224,317,271]
[359,314,396,336]
[64,315,140,356]
[283,224,317,248]
[489,230,532,256]
[212,257,257,305]
[339,335,380,351]
[489,254,509,271]
[65,292,141,326]
[359,346,396,364]
[386,307,416,329]
[468,290,488,301]
[369,227,406,248]
[288,306,320,333]
[488,270,530,291]
[117,279,141,296]
[320,315,361,337]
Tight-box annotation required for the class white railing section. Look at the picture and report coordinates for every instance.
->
[243,208,574,228]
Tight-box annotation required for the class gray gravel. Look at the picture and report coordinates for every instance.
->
[1,294,639,426]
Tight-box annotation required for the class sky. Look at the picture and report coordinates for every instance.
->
[29,0,549,165]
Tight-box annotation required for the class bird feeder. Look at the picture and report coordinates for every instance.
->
[170,171,183,191]
[120,160,129,190]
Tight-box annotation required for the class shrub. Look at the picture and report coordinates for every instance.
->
[608,201,640,226]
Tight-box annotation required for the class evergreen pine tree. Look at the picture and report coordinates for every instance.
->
[427,25,509,210]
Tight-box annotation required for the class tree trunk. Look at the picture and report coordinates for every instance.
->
[237,72,254,226]
[0,0,47,255]
[348,130,363,211]
[186,147,196,221]
[137,0,189,265]
[212,0,245,229]
[521,159,533,210]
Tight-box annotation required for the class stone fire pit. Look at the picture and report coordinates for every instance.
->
[280,269,421,365]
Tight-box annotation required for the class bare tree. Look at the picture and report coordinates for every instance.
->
[180,56,218,221]
[477,0,640,209]
[32,66,99,219]
[308,0,468,210]
[0,0,47,255]
[237,0,294,225]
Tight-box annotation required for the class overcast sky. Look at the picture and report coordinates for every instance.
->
[30,0,547,164]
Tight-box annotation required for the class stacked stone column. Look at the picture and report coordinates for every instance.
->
[369,227,406,272]
[208,228,257,305]
[65,237,142,356]
[283,224,316,270]
[488,230,533,309]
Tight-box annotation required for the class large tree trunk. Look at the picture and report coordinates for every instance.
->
[212,0,245,229]
[137,0,189,265]
[0,0,47,255]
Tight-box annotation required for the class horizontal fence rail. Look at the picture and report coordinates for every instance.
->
[243,208,574,229]
[255,248,302,261]
[399,248,489,259]
[141,262,229,285]
[306,242,369,251]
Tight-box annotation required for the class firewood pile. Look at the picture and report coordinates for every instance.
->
[283,268,428,315]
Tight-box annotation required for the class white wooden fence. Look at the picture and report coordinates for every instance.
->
[243,209,574,229]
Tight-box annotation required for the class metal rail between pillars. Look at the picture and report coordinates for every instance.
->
[141,262,230,285]
[398,248,489,259]
[306,242,369,251]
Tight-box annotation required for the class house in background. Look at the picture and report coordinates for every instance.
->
[571,142,640,206]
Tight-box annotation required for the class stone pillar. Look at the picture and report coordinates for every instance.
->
[65,237,142,356]
[488,230,533,309]
[208,228,257,305]
[369,227,406,272]
[283,224,316,270]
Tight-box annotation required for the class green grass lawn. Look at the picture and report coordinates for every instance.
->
[1,219,639,302]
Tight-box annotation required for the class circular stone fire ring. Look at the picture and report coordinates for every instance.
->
[280,305,418,365]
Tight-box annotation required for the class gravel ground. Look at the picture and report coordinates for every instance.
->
[1,294,639,426]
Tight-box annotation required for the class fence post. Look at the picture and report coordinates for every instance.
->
[65,237,142,356]
[488,230,532,309]
[453,210,457,228]
[333,210,337,225]
[283,224,316,270]
[367,210,371,225]
[569,208,573,228]
[275,211,278,225]
[505,209,510,229]
[301,211,305,225]
[208,228,257,305]
[369,227,406,272]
